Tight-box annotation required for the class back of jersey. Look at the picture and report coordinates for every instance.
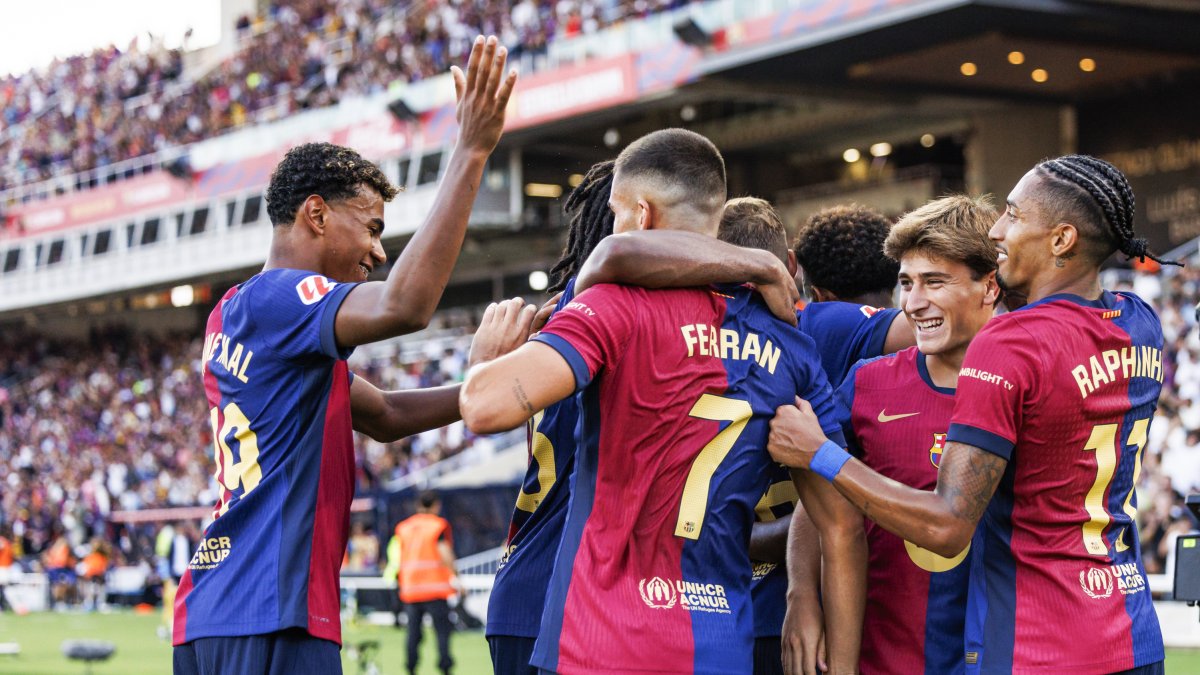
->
[174,269,358,647]
[949,291,1164,673]
[531,283,842,675]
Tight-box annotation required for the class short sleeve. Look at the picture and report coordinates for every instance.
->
[789,331,848,448]
[532,283,638,391]
[250,270,359,362]
[946,317,1040,460]
[834,361,865,457]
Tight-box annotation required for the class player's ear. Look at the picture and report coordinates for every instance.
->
[636,199,653,231]
[1049,222,1079,259]
[786,250,798,278]
[981,271,1000,307]
[300,195,327,237]
[811,286,836,303]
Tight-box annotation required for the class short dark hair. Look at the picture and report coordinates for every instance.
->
[614,128,726,216]
[794,205,898,298]
[418,490,439,509]
[1034,154,1176,267]
[548,160,615,293]
[885,194,998,280]
[265,142,398,226]
[718,197,788,265]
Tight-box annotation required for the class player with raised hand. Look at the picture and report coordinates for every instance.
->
[462,128,851,675]
[769,156,1175,674]
[172,36,519,675]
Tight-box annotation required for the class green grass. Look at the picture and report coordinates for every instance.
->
[0,610,1198,673]
[0,610,490,674]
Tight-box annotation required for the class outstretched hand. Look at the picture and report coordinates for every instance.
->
[468,298,536,368]
[768,397,829,469]
[451,36,518,156]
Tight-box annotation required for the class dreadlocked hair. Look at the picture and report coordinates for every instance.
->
[1036,154,1180,267]
[547,160,616,293]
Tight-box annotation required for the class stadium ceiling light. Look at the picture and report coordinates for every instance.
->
[843,148,861,163]
[603,128,620,148]
[1079,58,1096,72]
[960,62,977,77]
[1007,51,1025,65]
[1031,68,1049,83]
[680,104,697,122]
[529,270,549,292]
[171,285,195,308]
[568,173,585,188]
[870,142,892,158]
[525,183,564,199]
[920,133,936,148]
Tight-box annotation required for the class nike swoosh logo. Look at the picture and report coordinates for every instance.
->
[878,410,920,423]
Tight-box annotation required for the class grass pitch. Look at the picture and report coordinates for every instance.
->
[1,610,1198,673]
[0,610,490,674]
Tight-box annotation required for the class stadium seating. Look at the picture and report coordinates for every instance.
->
[0,0,697,193]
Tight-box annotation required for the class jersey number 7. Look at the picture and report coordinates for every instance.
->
[675,394,752,540]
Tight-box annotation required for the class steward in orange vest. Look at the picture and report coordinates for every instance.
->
[394,490,457,675]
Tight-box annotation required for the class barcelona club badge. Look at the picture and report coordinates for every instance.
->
[929,433,947,468]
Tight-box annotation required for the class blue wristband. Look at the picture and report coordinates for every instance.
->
[810,440,851,482]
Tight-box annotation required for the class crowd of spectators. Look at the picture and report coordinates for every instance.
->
[0,309,490,587]
[1,0,696,193]
[1110,265,1200,579]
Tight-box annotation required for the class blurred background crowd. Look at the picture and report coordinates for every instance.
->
[0,0,693,192]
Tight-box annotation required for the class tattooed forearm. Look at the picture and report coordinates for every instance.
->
[512,380,534,414]
[939,443,1007,526]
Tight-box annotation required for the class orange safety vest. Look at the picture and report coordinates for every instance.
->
[0,536,12,567]
[394,513,454,603]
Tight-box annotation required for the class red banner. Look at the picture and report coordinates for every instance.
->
[505,54,637,130]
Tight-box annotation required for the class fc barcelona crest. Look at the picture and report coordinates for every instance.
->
[929,433,947,468]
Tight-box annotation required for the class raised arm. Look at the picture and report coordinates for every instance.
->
[335,36,518,347]
[575,231,800,325]
[768,398,1005,558]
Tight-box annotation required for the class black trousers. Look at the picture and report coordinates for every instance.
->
[405,598,454,673]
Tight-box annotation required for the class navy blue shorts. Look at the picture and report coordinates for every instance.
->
[173,629,341,675]
[753,636,784,675]
[488,635,537,675]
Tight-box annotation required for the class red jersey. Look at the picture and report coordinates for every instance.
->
[947,292,1164,673]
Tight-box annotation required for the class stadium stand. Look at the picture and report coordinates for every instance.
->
[0,0,696,193]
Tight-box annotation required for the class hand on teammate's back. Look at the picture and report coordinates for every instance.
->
[468,297,537,368]
[767,397,829,469]
[451,35,518,156]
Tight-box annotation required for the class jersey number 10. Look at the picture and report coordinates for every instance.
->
[209,402,263,517]
[1081,418,1148,557]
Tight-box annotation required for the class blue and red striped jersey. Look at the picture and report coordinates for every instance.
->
[838,348,968,674]
[751,300,899,640]
[487,278,580,639]
[795,301,899,387]
[947,291,1165,673]
[173,268,358,646]
[530,283,844,675]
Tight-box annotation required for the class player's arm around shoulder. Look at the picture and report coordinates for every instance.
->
[576,231,799,325]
